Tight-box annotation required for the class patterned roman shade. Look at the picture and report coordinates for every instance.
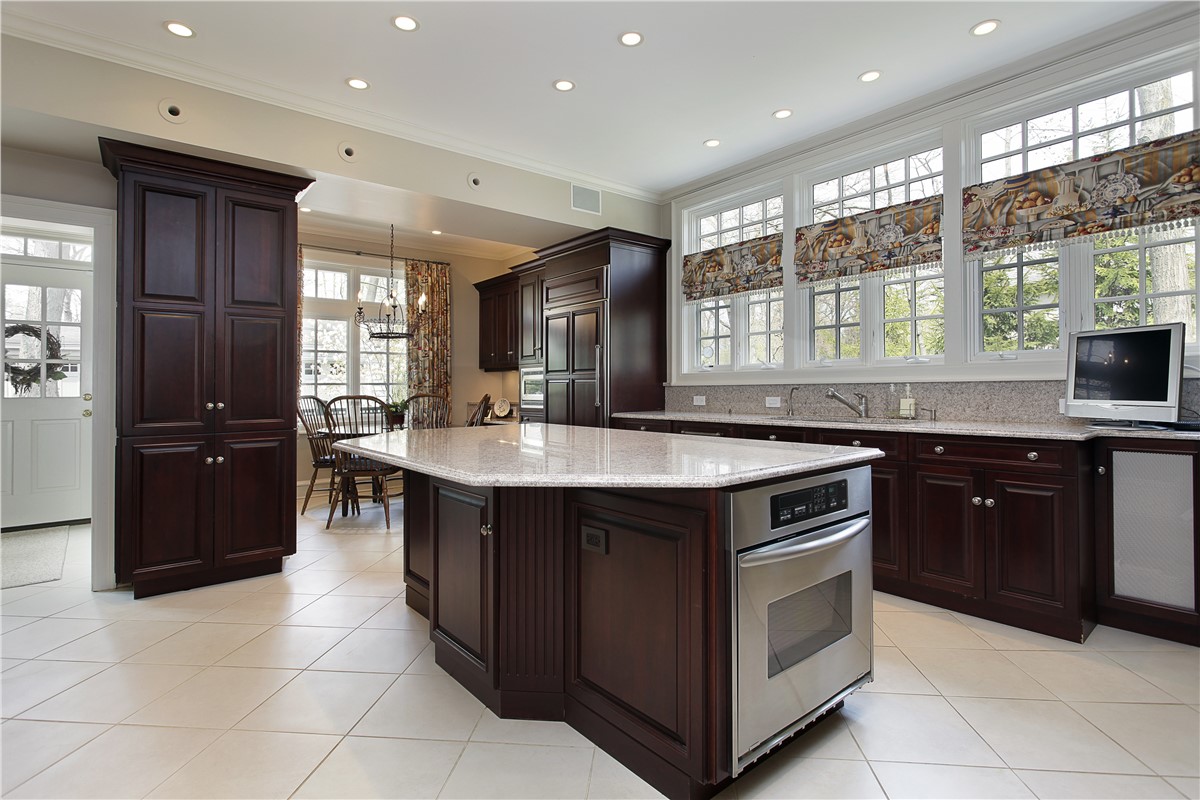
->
[793,195,943,287]
[681,232,783,303]
[962,128,1200,258]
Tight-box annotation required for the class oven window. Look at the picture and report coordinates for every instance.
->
[766,571,852,678]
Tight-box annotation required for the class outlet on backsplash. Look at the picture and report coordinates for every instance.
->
[693,395,706,406]
[765,397,782,408]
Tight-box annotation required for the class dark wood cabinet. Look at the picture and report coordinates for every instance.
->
[475,273,519,371]
[545,303,604,428]
[986,472,1074,615]
[431,481,496,696]
[102,138,311,597]
[672,420,743,438]
[515,263,545,364]
[867,462,909,582]
[910,465,985,597]
[611,418,673,433]
[1094,438,1198,645]
[740,425,809,443]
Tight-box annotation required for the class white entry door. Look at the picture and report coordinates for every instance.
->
[2,262,93,528]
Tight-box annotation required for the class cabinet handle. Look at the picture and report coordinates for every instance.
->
[215,456,225,464]
[1027,451,1038,461]
[768,434,777,441]
[984,499,995,508]
[639,425,647,431]
[851,439,861,447]
[205,457,214,465]
[480,524,492,537]
[933,445,945,455]
[595,344,603,408]
[971,496,982,505]
[1098,466,1107,475]
[206,402,215,410]
[216,402,225,410]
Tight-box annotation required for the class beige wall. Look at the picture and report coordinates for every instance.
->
[2,146,116,209]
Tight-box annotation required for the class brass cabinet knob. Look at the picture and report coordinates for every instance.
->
[933,445,945,455]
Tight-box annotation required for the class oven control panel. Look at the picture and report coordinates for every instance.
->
[770,479,848,528]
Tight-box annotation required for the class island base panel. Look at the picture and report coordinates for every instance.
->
[132,557,281,599]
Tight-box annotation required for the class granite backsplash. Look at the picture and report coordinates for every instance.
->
[664,379,1200,424]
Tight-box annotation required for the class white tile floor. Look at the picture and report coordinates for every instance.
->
[2,505,1198,799]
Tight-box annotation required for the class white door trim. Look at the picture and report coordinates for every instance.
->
[3,194,117,590]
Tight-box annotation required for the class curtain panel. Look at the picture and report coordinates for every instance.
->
[681,232,783,303]
[962,128,1200,258]
[405,259,452,410]
[794,195,943,287]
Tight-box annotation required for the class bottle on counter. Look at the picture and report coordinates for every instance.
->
[899,383,917,419]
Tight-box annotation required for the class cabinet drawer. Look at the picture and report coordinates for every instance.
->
[613,418,672,433]
[816,429,904,458]
[740,425,809,443]
[544,267,606,308]
[671,421,742,438]
[912,436,1064,471]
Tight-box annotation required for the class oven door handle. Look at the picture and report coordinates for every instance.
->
[738,517,869,568]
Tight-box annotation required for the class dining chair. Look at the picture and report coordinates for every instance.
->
[465,393,491,427]
[297,395,336,514]
[405,393,451,429]
[323,395,401,530]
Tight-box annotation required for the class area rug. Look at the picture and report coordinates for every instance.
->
[1,526,69,588]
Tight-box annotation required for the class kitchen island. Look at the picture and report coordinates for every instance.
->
[336,424,883,800]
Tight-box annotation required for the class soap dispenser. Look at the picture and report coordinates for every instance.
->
[899,383,916,419]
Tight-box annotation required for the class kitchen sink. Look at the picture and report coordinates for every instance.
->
[768,416,921,424]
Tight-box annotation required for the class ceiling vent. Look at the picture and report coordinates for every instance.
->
[571,184,602,215]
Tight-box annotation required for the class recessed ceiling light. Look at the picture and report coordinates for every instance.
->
[554,79,575,92]
[704,139,720,148]
[772,109,793,119]
[619,31,643,47]
[431,230,442,235]
[346,78,370,90]
[299,207,311,213]
[858,70,882,83]
[393,15,420,31]
[971,19,1000,36]
[164,21,194,37]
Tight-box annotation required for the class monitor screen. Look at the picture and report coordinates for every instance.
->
[1071,327,1175,402]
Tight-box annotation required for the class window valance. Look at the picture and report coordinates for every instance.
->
[681,232,783,303]
[793,195,943,288]
[962,128,1200,258]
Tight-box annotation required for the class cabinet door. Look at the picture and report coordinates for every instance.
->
[478,291,497,369]
[433,482,495,679]
[118,436,214,583]
[545,378,571,425]
[871,462,909,582]
[214,432,296,566]
[120,173,216,437]
[910,465,984,597]
[545,311,570,375]
[218,314,292,432]
[518,271,544,363]
[984,472,1074,614]
[741,425,809,443]
[499,281,519,369]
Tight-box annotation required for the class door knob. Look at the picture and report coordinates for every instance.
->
[82,393,92,401]
[984,499,995,508]
[81,409,92,417]
[971,496,982,505]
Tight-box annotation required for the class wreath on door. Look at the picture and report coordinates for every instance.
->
[4,324,66,395]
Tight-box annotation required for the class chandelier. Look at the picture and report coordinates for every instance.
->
[354,224,425,339]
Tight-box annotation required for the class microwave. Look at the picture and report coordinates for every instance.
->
[519,366,544,408]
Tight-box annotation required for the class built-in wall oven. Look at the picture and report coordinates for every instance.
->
[729,466,873,777]
[519,366,544,412]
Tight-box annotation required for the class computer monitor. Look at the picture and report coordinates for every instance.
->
[1065,322,1184,428]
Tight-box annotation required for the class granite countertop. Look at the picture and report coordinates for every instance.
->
[334,423,883,488]
[611,411,1200,442]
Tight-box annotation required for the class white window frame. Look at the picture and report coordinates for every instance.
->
[971,247,1066,359]
[299,253,409,403]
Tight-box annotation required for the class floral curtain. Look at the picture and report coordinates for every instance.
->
[405,259,451,409]
[794,195,943,287]
[681,232,783,303]
[962,129,1200,258]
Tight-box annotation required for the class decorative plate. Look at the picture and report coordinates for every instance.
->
[1090,173,1141,207]
[493,397,511,418]
[875,224,905,246]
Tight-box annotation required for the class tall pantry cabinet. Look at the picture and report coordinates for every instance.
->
[100,139,313,597]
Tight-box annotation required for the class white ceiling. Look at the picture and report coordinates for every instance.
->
[0,0,1185,255]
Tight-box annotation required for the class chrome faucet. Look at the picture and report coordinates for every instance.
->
[825,387,869,418]
[787,386,803,416]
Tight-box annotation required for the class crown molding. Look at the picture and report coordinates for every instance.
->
[0,12,663,204]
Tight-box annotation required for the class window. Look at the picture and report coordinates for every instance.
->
[299,257,409,402]
[696,297,732,368]
[302,267,348,300]
[979,248,1062,352]
[698,195,783,251]
[3,283,84,398]
[883,266,946,358]
[812,282,861,362]
[746,290,785,365]
[1091,225,1198,342]
[813,147,943,222]
[980,72,1195,181]
[0,232,93,265]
